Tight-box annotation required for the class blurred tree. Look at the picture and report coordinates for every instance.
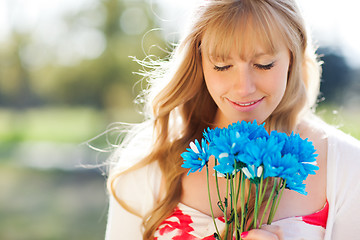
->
[345,67,360,108]
[0,33,42,108]
[3,1,355,113]
[34,0,167,109]
[0,0,167,112]
[318,47,351,105]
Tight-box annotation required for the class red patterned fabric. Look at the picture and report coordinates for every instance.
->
[154,201,328,239]
[301,200,329,228]
[154,206,217,240]
[155,207,196,240]
[154,205,225,240]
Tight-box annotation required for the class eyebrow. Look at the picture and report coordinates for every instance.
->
[253,52,274,58]
[209,52,276,62]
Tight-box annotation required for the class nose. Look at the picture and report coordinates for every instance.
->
[233,65,256,96]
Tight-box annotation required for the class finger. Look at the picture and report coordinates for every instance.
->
[240,228,280,240]
[261,224,283,239]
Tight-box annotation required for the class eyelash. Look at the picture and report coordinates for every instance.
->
[254,62,275,70]
[213,65,232,72]
[213,62,275,72]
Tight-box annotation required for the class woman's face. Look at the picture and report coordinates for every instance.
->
[202,44,291,128]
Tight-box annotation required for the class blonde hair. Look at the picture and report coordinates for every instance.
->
[108,0,321,239]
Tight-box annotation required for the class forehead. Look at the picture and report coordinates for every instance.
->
[200,5,288,61]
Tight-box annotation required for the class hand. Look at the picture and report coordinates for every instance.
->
[240,225,283,240]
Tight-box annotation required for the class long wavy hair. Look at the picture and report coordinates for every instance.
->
[108,0,321,239]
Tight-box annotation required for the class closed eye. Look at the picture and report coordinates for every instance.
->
[254,62,275,70]
[213,65,232,72]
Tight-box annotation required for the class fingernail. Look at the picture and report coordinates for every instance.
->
[240,231,248,238]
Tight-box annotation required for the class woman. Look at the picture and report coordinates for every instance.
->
[105,0,360,239]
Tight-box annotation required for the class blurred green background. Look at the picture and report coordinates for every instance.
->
[0,0,359,239]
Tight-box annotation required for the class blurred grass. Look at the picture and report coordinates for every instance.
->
[0,166,107,240]
[316,104,360,140]
[0,106,357,144]
[0,107,107,144]
[0,107,115,240]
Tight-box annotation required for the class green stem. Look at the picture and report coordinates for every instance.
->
[245,183,252,231]
[206,166,221,238]
[224,175,230,240]
[230,174,240,239]
[258,174,264,204]
[230,175,235,239]
[259,178,277,226]
[256,174,265,224]
[234,162,242,239]
[253,184,259,229]
[259,177,268,206]
[271,179,286,223]
[267,178,281,224]
[214,159,229,239]
[214,159,225,212]
[236,171,242,203]
[240,173,245,235]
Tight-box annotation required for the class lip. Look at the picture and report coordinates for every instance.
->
[226,97,264,112]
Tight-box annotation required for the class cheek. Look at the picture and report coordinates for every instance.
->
[203,70,226,97]
[271,64,289,96]
[259,68,288,103]
[275,71,288,92]
[204,77,220,103]
[202,57,231,97]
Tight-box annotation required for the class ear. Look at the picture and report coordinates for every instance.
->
[198,41,202,56]
[287,51,293,80]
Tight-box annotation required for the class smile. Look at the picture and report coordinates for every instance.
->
[236,100,258,106]
[226,97,265,112]
[233,97,264,106]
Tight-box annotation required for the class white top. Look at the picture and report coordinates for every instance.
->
[105,127,360,240]
[153,201,328,239]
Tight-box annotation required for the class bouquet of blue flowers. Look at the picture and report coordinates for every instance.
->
[181,120,318,240]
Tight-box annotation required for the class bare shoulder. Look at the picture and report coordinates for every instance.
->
[271,117,329,219]
[297,114,360,153]
[296,117,328,165]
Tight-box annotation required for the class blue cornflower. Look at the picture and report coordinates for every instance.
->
[211,131,243,175]
[237,140,264,181]
[203,121,269,176]
[282,133,319,178]
[269,130,288,143]
[181,138,210,175]
[203,127,223,143]
[282,133,317,161]
[237,135,283,180]
[238,137,272,165]
[261,134,292,179]
[241,165,264,182]
[263,131,319,195]
[263,153,300,179]
[213,153,236,175]
[284,173,307,195]
[181,121,318,195]
[211,130,249,156]
[208,123,253,175]
[230,120,269,140]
